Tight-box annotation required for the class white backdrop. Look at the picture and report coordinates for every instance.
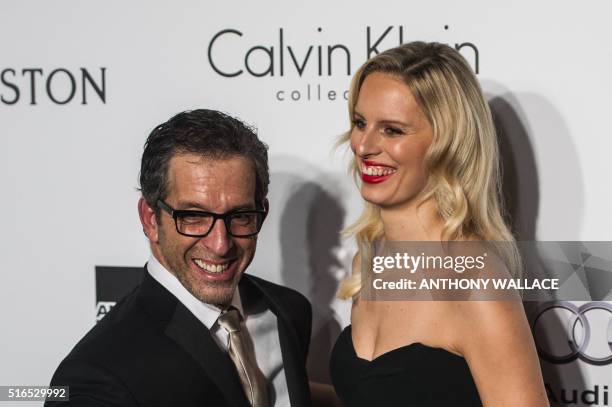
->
[1,1,611,405]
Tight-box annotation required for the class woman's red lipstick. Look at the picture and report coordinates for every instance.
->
[361,160,396,184]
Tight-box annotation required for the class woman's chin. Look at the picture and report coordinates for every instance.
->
[360,190,422,210]
[360,190,391,207]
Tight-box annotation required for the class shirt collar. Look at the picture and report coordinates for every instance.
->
[146,254,244,328]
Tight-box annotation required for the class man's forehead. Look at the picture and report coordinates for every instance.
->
[166,153,256,201]
[170,152,252,174]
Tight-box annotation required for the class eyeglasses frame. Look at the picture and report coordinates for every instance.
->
[156,199,267,238]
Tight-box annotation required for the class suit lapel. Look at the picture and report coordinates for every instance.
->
[276,316,311,407]
[164,300,250,407]
[139,268,249,407]
[151,294,250,407]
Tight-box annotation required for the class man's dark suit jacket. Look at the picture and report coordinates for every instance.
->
[46,269,312,407]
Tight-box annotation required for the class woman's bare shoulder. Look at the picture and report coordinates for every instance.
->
[453,300,529,339]
[451,300,548,405]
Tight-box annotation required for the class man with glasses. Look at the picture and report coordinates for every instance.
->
[46,110,312,407]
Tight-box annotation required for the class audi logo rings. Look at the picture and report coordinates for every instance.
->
[531,301,612,365]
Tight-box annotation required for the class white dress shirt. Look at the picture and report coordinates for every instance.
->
[147,255,290,406]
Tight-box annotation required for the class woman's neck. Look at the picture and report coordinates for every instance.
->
[380,198,443,241]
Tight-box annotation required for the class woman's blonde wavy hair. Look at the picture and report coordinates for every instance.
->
[337,41,520,300]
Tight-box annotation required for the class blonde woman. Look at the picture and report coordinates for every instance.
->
[327,42,548,406]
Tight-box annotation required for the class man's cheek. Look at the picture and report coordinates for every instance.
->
[241,245,257,270]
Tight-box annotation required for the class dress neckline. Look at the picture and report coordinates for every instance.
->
[346,325,426,363]
[346,325,465,363]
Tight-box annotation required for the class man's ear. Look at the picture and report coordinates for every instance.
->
[138,197,159,242]
[263,198,270,214]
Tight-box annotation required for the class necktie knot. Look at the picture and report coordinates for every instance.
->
[218,306,242,333]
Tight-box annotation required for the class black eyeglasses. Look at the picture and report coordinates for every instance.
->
[157,200,267,238]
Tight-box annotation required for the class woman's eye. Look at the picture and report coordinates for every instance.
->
[384,127,404,136]
[352,118,366,129]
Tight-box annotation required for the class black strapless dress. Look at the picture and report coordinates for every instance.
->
[330,325,482,406]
